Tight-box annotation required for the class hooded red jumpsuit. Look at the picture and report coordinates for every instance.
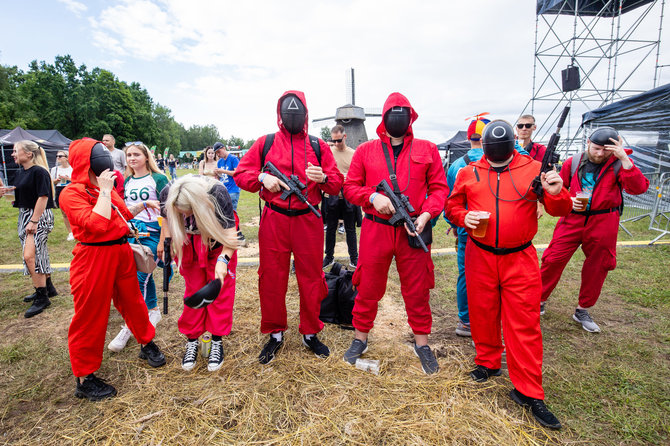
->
[446,152,572,399]
[343,93,449,335]
[540,151,649,308]
[234,91,344,335]
[59,139,155,377]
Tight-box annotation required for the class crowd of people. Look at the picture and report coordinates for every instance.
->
[0,90,650,431]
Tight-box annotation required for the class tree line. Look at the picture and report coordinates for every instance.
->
[0,55,255,157]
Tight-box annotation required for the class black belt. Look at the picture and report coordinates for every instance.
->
[365,213,395,226]
[266,202,316,217]
[79,236,128,246]
[470,237,532,255]
[571,207,619,216]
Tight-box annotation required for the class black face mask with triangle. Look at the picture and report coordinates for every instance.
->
[280,95,307,135]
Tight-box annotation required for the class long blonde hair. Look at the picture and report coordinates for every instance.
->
[124,143,161,178]
[16,140,55,197]
[165,175,238,262]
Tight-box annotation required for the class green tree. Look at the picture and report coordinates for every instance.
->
[320,126,331,141]
[0,65,38,129]
[227,135,244,148]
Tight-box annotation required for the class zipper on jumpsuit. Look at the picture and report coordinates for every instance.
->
[495,172,500,248]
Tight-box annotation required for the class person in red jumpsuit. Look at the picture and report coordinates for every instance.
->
[234,91,344,364]
[341,92,449,375]
[540,127,649,332]
[59,138,166,401]
[446,120,572,429]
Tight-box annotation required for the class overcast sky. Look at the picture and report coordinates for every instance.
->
[2,0,668,144]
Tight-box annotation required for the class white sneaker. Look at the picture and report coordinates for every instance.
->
[67,232,75,241]
[148,308,162,327]
[182,340,199,371]
[207,340,224,372]
[108,325,132,352]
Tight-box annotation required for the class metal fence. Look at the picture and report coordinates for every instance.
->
[620,172,667,236]
[648,173,670,244]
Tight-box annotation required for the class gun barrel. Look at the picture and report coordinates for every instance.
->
[556,106,570,131]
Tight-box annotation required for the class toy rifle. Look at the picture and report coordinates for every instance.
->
[376,179,428,253]
[163,237,171,315]
[263,161,321,218]
[532,106,570,198]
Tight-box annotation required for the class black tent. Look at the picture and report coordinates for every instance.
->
[537,0,654,16]
[1,127,72,185]
[581,83,670,173]
[437,130,470,170]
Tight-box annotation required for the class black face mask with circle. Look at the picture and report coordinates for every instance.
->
[280,95,307,135]
[90,142,114,176]
[482,120,515,162]
[384,107,411,138]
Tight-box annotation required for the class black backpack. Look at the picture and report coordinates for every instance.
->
[261,133,322,167]
[320,263,356,329]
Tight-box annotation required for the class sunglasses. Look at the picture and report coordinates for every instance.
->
[125,141,143,146]
[56,155,67,158]
[516,123,534,129]
[331,138,343,143]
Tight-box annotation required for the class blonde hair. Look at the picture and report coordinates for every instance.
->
[124,143,161,178]
[16,140,55,197]
[165,175,238,263]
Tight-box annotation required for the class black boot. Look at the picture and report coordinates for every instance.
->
[24,287,51,318]
[23,278,58,302]
[46,276,59,297]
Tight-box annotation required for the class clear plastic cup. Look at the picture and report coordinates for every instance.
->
[575,191,591,210]
[472,211,491,238]
[355,358,380,375]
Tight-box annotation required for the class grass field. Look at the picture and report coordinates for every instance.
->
[0,168,668,444]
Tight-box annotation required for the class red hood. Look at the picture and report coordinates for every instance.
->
[69,138,100,188]
[276,90,309,136]
[473,150,535,171]
[376,92,419,143]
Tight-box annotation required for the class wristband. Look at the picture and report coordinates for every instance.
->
[217,254,230,265]
[142,201,148,211]
[369,192,379,204]
[259,173,267,183]
[322,174,328,184]
[30,220,39,224]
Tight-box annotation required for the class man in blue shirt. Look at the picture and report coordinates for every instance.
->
[214,142,245,244]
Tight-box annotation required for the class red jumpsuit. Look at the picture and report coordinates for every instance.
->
[343,92,449,335]
[60,139,155,377]
[527,141,547,162]
[540,151,649,308]
[234,91,344,335]
[446,152,572,399]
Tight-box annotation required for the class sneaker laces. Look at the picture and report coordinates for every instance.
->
[576,309,593,322]
[209,341,223,363]
[183,341,198,363]
[529,399,552,417]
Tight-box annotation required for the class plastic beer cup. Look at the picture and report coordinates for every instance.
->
[472,211,490,238]
[575,191,591,210]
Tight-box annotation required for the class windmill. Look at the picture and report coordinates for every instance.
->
[312,68,382,149]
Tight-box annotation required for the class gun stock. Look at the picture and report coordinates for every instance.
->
[263,162,321,218]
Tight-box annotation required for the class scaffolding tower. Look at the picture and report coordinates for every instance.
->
[522,0,666,157]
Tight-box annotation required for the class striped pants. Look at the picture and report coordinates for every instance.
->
[18,208,54,275]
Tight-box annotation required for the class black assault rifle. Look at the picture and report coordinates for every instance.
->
[376,179,428,253]
[162,237,171,315]
[263,161,321,218]
[531,106,570,198]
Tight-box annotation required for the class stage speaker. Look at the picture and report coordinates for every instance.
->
[562,65,580,92]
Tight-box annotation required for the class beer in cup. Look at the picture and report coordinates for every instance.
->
[472,211,491,238]
[575,191,591,210]
[2,186,16,202]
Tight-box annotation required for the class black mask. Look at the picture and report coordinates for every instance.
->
[482,120,515,162]
[589,127,619,146]
[90,142,114,176]
[280,95,306,135]
[184,279,221,309]
[384,107,411,138]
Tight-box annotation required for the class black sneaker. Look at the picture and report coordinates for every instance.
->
[349,258,358,269]
[509,388,562,430]
[207,340,224,372]
[414,344,439,375]
[259,335,284,365]
[24,287,50,318]
[139,341,166,367]
[322,256,335,269]
[74,374,117,401]
[343,339,368,365]
[182,340,198,371]
[302,335,330,358]
[469,364,502,382]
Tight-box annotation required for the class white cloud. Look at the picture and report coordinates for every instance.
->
[57,0,87,16]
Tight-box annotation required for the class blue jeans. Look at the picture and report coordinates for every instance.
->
[228,192,240,211]
[169,166,177,180]
[456,228,469,324]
